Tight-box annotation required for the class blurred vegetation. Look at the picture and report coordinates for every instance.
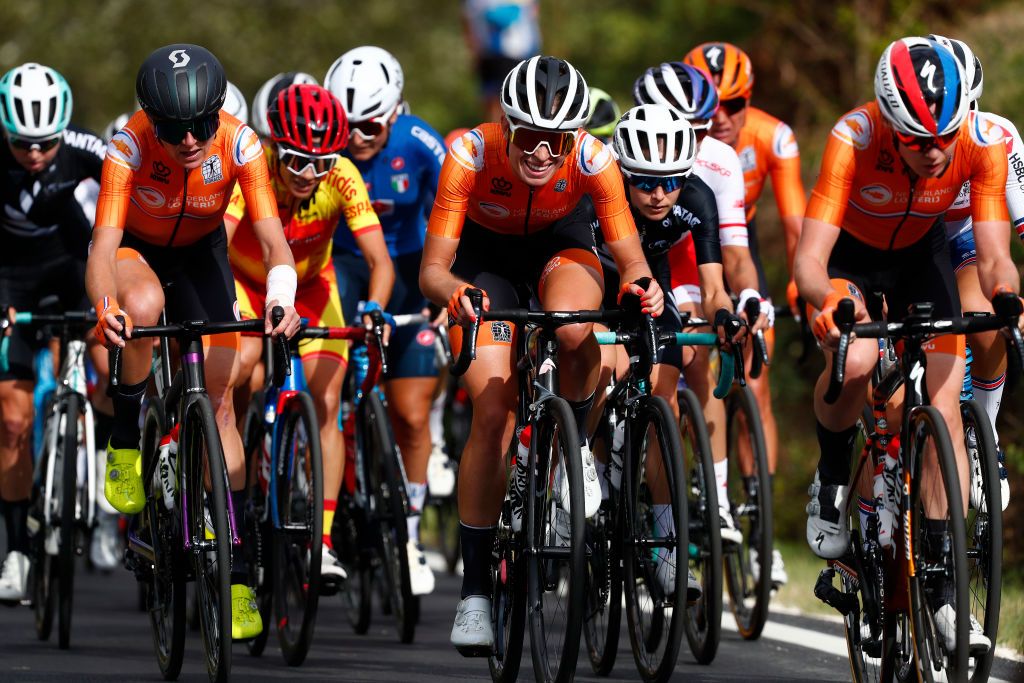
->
[2,0,1022,578]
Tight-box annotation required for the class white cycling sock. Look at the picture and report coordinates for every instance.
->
[971,373,1004,447]
[714,459,729,513]
[429,389,446,449]
[858,496,876,533]
[406,481,427,543]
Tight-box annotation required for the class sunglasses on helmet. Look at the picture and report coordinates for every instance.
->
[506,118,577,158]
[626,174,686,193]
[151,113,221,145]
[8,134,61,152]
[277,144,339,178]
[893,129,959,153]
[349,104,398,141]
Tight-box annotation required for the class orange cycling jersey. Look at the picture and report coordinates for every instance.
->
[806,102,1008,250]
[427,123,636,242]
[95,110,277,247]
[227,147,380,284]
[736,106,807,222]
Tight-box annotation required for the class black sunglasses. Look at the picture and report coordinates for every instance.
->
[8,135,61,152]
[152,113,221,144]
[720,97,748,116]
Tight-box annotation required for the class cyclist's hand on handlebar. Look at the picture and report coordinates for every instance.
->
[94,297,132,348]
[1,306,15,337]
[447,283,488,326]
[786,280,802,322]
[714,308,746,346]
[265,301,300,338]
[618,278,664,317]
[737,288,771,333]
[813,292,867,352]
[424,305,447,329]
[991,284,1024,335]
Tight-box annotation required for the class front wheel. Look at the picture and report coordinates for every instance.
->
[905,405,970,683]
[272,391,323,666]
[621,395,687,683]
[182,395,232,683]
[56,392,82,650]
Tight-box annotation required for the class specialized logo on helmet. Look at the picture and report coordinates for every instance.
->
[168,49,190,69]
[832,109,872,150]
[451,129,485,172]
[578,134,611,176]
[919,60,938,95]
[859,183,892,205]
[106,130,142,171]
[233,125,263,166]
[705,46,723,70]
[772,122,799,159]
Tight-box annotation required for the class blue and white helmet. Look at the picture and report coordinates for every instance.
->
[632,62,719,127]
[0,63,72,140]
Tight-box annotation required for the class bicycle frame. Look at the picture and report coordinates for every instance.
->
[260,342,310,529]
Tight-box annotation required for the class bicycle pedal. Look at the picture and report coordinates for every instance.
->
[814,567,857,616]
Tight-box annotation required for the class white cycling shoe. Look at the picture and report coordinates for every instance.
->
[719,507,743,546]
[0,550,29,603]
[407,540,436,596]
[427,444,457,499]
[806,470,849,559]
[320,543,348,595]
[933,604,991,655]
[451,596,493,657]
[555,444,601,519]
[90,510,122,571]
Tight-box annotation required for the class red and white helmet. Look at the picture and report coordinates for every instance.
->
[874,37,969,137]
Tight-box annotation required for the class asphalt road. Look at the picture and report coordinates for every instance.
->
[2,551,1021,682]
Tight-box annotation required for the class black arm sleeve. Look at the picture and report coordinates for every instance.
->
[682,177,721,266]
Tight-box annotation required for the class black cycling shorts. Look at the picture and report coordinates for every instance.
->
[120,225,238,325]
[0,254,88,381]
[451,203,601,311]
[827,219,960,322]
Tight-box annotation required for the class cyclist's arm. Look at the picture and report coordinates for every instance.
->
[969,133,1018,298]
[793,217,843,311]
[420,232,480,318]
[85,225,127,344]
[973,220,1019,297]
[353,227,395,310]
[781,214,804,275]
[88,145,135,341]
[767,121,808,274]
[697,262,733,317]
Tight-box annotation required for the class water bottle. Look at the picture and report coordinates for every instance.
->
[609,416,625,490]
[157,425,179,510]
[872,435,900,548]
[32,348,56,460]
[510,426,531,532]
[351,344,371,403]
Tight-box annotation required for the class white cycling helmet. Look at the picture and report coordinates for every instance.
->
[874,37,969,137]
[102,112,133,141]
[928,34,983,107]
[0,62,72,140]
[614,104,698,177]
[223,80,248,123]
[500,56,590,130]
[632,62,719,125]
[251,71,319,138]
[325,46,404,122]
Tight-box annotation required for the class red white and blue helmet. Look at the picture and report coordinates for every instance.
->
[632,62,719,126]
[874,37,969,137]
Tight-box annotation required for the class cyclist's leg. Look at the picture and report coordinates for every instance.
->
[232,277,264,428]
[956,264,1004,438]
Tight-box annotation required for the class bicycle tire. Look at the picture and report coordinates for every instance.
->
[582,415,621,676]
[141,401,186,681]
[240,392,272,658]
[722,384,772,640]
[435,494,462,575]
[33,395,58,642]
[57,392,80,650]
[622,395,688,683]
[679,387,722,665]
[335,488,372,634]
[960,399,1002,683]
[361,391,416,643]
[525,396,585,683]
[272,391,324,666]
[182,395,232,683]
[905,405,970,683]
[487,509,525,682]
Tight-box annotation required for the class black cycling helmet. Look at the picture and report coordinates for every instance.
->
[136,43,226,121]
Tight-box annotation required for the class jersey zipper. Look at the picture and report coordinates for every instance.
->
[166,169,190,248]
[523,187,535,237]
[886,175,917,251]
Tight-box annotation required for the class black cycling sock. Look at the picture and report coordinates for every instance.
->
[815,421,857,486]
[923,518,953,609]
[0,499,10,549]
[94,411,114,453]
[459,522,496,599]
[229,489,248,584]
[567,392,595,447]
[4,498,30,553]
[110,379,148,450]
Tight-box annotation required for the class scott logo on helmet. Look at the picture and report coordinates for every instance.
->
[168,50,190,68]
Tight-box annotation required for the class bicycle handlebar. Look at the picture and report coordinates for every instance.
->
[824,294,1024,404]
[743,297,770,380]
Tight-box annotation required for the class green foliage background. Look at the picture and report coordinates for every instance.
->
[2,0,1022,572]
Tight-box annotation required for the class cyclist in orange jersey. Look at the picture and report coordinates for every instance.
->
[86,44,300,640]
[420,56,662,654]
[226,84,393,590]
[796,37,1021,654]
[685,41,808,587]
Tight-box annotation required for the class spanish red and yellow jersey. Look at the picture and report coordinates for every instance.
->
[427,123,636,242]
[806,102,1008,250]
[227,147,380,284]
[736,106,806,222]
[95,110,277,246]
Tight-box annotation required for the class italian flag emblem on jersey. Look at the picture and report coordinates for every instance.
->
[391,173,410,193]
